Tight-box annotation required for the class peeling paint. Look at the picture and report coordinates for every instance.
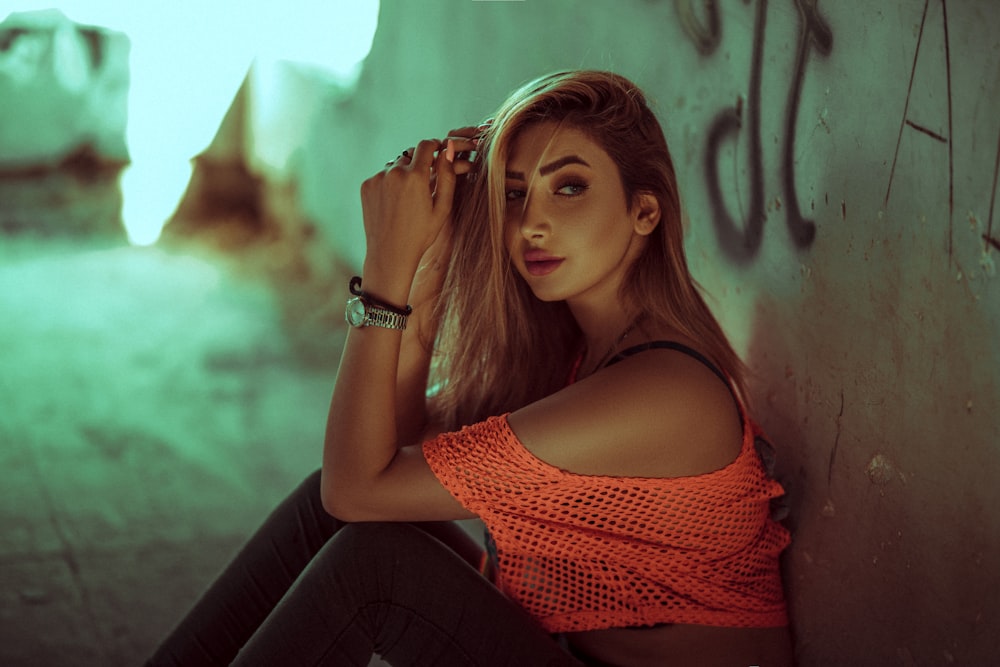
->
[821,498,836,517]
[980,249,996,278]
[866,453,897,486]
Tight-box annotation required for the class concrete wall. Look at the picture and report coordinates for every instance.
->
[278,1,999,663]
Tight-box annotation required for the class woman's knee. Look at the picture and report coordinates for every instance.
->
[326,522,470,584]
[270,470,344,551]
[332,521,425,555]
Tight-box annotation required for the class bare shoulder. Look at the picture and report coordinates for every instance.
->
[507,346,744,478]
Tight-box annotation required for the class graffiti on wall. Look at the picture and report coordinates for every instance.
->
[883,0,957,261]
[680,0,1000,263]
[884,0,1000,261]
[677,0,832,263]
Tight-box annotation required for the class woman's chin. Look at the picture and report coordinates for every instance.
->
[526,286,566,303]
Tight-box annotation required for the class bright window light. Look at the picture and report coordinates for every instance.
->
[10,1,380,246]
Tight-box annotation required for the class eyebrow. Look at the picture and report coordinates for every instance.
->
[505,155,591,181]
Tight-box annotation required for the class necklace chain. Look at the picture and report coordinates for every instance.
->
[584,314,644,379]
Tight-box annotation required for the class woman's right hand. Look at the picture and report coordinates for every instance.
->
[358,127,480,307]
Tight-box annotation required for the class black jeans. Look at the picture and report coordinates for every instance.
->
[146,470,584,666]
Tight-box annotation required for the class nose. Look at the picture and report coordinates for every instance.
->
[516,195,549,241]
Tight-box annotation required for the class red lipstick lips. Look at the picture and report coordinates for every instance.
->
[523,249,564,276]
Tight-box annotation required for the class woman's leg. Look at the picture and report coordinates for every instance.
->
[232,522,583,667]
[147,470,490,666]
[146,470,343,666]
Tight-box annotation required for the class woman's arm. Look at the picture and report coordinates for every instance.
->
[393,126,478,445]
[392,226,450,445]
[322,136,476,522]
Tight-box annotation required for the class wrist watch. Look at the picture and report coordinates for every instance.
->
[345,296,408,330]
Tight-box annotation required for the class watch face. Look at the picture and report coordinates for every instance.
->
[345,298,367,327]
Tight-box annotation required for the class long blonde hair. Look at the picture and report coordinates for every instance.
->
[430,70,747,430]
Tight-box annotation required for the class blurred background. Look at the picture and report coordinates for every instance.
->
[1,1,998,665]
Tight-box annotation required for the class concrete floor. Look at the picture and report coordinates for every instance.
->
[0,238,391,665]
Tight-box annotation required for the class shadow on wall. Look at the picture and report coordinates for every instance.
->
[746,264,1000,664]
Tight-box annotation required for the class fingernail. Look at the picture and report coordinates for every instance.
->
[446,139,455,163]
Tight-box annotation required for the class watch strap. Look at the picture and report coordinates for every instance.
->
[349,276,412,316]
[364,304,407,330]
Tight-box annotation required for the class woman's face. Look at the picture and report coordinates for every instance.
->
[503,121,655,305]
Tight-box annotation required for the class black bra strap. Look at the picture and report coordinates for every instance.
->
[605,341,729,386]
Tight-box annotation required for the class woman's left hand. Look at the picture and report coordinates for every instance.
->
[408,127,481,307]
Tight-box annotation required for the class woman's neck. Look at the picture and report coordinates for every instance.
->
[571,300,644,379]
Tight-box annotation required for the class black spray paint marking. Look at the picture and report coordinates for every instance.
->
[675,0,722,56]
[828,389,844,487]
[782,0,832,248]
[688,0,832,263]
[884,0,955,263]
[942,0,954,262]
[904,119,947,143]
[986,99,1000,253]
[703,0,766,262]
[884,0,930,208]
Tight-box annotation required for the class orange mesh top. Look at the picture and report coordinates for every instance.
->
[423,414,790,633]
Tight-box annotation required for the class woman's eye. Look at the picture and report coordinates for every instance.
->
[505,188,526,201]
[556,182,588,196]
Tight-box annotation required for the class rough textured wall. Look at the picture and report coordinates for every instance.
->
[296,1,998,664]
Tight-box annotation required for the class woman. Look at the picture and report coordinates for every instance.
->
[148,70,793,666]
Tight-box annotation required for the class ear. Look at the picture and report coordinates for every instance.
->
[631,192,661,236]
